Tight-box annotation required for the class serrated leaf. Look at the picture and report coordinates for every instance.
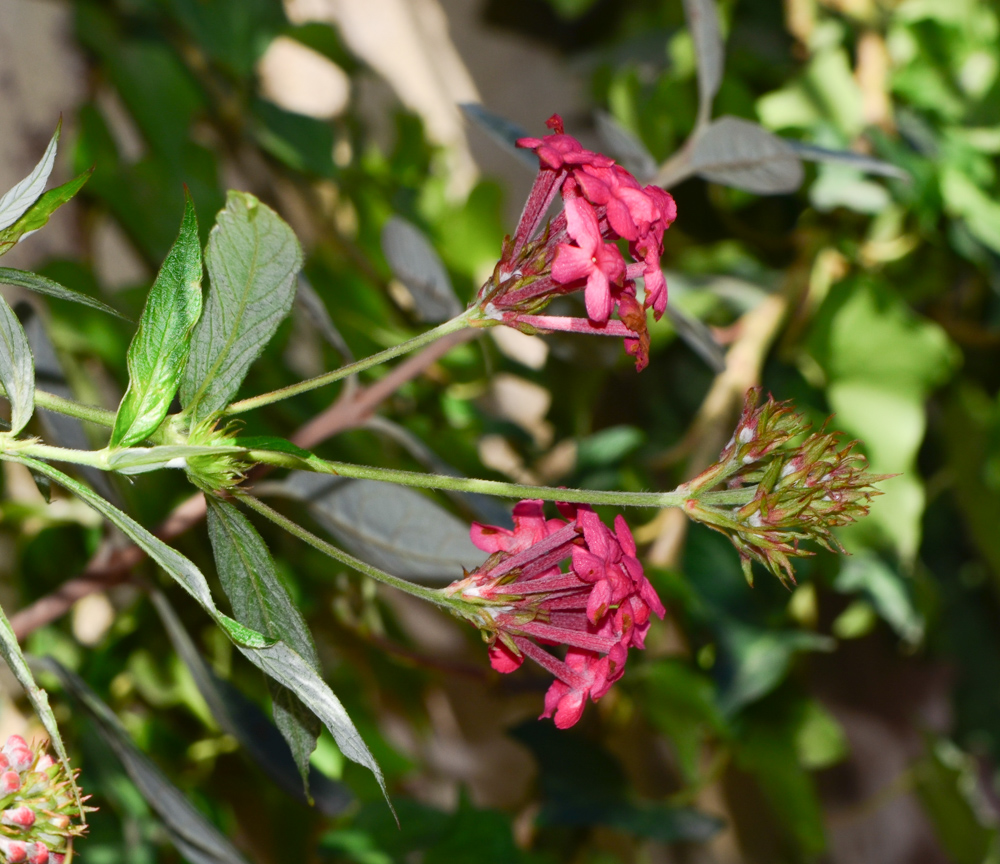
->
[459,103,537,170]
[11,455,390,807]
[690,116,804,194]
[0,121,60,232]
[381,216,461,322]
[274,472,481,582]
[0,169,94,257]
[207,499,322,798]
[593,111,658,183]
[0,267,126,319]
[34,656,251,864]
[181,191,302,424]
[683,0,724,126]
[0,612,82,816]
[0,295,34,434]
[111,195,203,447]
[150,590,352,815]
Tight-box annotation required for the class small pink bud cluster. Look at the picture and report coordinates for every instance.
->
[681,388,891,585]
[0,736,89,864]
[472,115,676,371]
[445,500,665,728]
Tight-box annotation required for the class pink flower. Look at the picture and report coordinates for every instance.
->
[446,500,665,728]
[471,114,676,372]
[552,197,625,322]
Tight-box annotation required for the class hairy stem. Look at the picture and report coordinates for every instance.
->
[224,310,475,416]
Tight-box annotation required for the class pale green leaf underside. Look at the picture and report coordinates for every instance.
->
[207,499,322,796]
[0,170,93,257]
[111,195,203,447]
[0,122,59,232]
[181,191,303,424]
[11,455,388,804]
[0,295,34,434]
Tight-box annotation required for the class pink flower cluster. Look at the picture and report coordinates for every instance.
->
[446,500,665,728]
[0,736,85,864]
[473,115,676,371]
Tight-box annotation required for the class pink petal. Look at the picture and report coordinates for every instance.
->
[552,243,597,286]
[489,642,524,674]
[563,196,601,253]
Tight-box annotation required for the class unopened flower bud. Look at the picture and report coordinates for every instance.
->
[27,842,48,864]
[0,838,28,862]
[4,806,36,828]
[1,770,22,794]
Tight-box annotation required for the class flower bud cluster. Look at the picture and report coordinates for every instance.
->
[445,500,665,728]
[471,114,676,371]
[681,388,890,586]
[0,736,89,864]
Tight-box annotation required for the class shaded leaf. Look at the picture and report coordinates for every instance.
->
[0,295,34,434]
[18,302,121,503]
[111,194,203,447]
[381,216,461,322]
[834,553,924,645]
[459,103,536,170]
[273,472,481,582]
[207,499,322,797]
[683,0,724,126]
[0,169,94,256]
[690,116,804,194]
[150,590,352,816]
[13,455,390,806]
[181,191,302,424]
[0,267,126,319]
[594,111,658,182]
[664,302,726,372]
[34,656,251,864]
[783,140,909,179]
[0,121,59,231]
[295,274,354,363]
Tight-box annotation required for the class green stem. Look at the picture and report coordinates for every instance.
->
[225,310,475,416]
[11,442,111,469]
[247,449,755,509]
[235,492,470,611]
[1,386,116,429]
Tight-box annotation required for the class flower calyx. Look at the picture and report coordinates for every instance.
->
[0,735,92,864]
[681,387,893,586]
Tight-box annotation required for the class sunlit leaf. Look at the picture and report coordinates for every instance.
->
[683,0,724,126]
[0,169,94,257]
[111,194,203,447]
[0,121,60,232]
[690,116,804,194]
[0,296,34,434]
[181,191,302,424]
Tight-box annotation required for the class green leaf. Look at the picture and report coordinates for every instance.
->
[0,169,94,256]
[10,455,390,807]
[181,191,302,424]
[207,499,322,798]
[0,296,35,434]
[834,553,924,644]
[0,609,82,816]
[0,267,126,319]
[150,590,352,815]
[106,444,245,475]
[0,121,59,231]
[690,116,804,194]
[35,656,251,864]
[111,194,203,447]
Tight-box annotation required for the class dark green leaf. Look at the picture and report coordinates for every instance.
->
[111,194,203,447]
[381,217,461,322]
[34,656,252,864]
[150,590,352,815]
[690,116,804,194]
[0,121,59,231]
[207,499,323,797]
[181,191,302,424]
[0,267,126,319]
[13,455,390,806]
[0,295,34,434]
[0,169,94,256]
[273,472,481,582]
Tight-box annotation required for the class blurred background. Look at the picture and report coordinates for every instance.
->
[1,0,999,862]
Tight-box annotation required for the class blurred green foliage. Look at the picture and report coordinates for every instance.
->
[3,0,1000,862]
